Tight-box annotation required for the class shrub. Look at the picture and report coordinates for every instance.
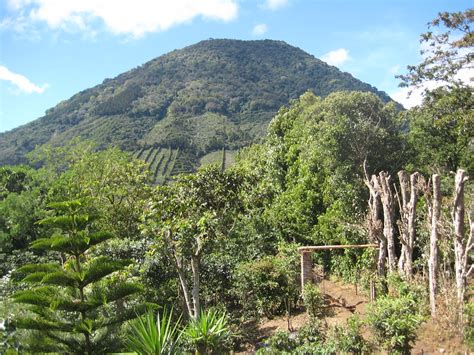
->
[258,319,326,354]
[303,283,325,319]
[296,319,325,346]
[366,295,425,354]
[329,315,370,354]
[256,330,297,354]
[127,308,182,355]
[183,309,232,354]
[233,243,299,320]
[465,302,474,348]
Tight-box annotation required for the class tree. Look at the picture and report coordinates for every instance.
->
[398,9,473,89]
[0,166,50,277]
[142,166,245,320]
[252,91,403,246]
[63,147,152,240]
[12,200,147,353]
[396,171,420,277]
[426,174,441,317]
[404,86,473,175]
[451,169,472,304]
[32,142,152,241]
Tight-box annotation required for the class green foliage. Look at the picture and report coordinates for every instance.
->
[257,320,331,354]
[329,315,370,354]
[258,330,297,353]
[47,145,152,240]
[233,243,299,320]
[398,9,473,89]
[142,165,246,319]
[403,86,473,175]
[11,200,145,353]
[366,294,425,354]
[0,165,51,277]
[303,283,325,319]
[235,91,403,271]
[465,302,474,348]
[127,308,182,355]
[183,309,231,354]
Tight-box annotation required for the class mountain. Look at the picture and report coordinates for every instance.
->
[0,39,395,181]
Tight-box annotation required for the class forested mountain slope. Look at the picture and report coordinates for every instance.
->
[0,39,394,179]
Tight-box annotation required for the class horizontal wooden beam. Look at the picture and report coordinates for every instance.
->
[298,244,378,253]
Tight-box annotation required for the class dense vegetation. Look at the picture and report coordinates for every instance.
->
[0,9,472,354]
[0,39,394,171]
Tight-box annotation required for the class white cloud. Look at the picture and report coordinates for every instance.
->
[390,86,426,109]
[321,48,350,67]
[389,65,400,75]
[390,68,473,109]
[0,65,48,94]
[4,0,239,38]
[252,23,268,36]
[262,0,289,10]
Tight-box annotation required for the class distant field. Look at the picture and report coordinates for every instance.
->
[135,146,237,184]
[135,146,198,184]
[199,149,236,169]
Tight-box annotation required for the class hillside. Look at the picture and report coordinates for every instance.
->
[0,39,395,181]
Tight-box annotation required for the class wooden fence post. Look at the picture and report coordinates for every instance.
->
[300,251,313,292]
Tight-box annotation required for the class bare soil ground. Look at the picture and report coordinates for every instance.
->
[238,278,470,354]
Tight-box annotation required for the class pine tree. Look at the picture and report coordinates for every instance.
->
[12,200,149,353]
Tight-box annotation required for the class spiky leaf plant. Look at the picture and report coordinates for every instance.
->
[183,309,231,354]
[127,308,182,354]
[11,200,149,354]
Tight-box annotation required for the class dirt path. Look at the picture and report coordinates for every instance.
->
[242,278,469,354]
[257,279,368,337]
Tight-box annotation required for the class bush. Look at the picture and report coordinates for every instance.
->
[296,319,325,346]
[126,308,182,355]
[258,319,326,354]
[366,295,425,354]
[257,330,297,354]
[465,302,474,348]
[329,315,370,354]
[233,243,299,320]
[183,309,232,354]
[303,283,325,319]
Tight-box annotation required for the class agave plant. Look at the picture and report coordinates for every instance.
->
[183,309,231,354]
[127,308,181,355]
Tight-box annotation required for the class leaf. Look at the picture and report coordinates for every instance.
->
[42,271,78,287]
[17,263,59,275]
[88,231,115,247]
[14,317,74,332]
[81,257,132,287]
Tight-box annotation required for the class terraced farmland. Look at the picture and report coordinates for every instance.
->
[135,146,197,184]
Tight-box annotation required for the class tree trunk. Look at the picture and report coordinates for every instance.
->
[428,174,440,317]
[191,255,201,320]
[452,169,470,303]
[378,172,397,273]
[363,166,386,278]
[397,171,409,275]
[173,252,194,319]
[406,172,419,276]
[396,171,419,277]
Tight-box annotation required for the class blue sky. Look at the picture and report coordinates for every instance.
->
[0,0,471,133]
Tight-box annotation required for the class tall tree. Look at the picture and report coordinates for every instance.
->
[451,170,472,304]
[427,174,441,316]
[396,171,420,277]
[398,9,473,89]
[12,200,147,353]
[142,166,245,320]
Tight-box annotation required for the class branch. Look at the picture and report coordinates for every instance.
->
[467,264,474,278]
